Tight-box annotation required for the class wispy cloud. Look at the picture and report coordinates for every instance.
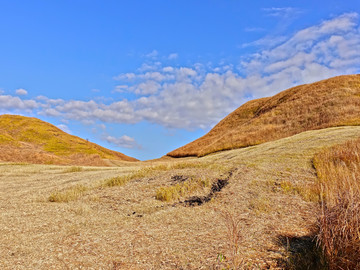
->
[168,53,178,60]
[263,7,302,18]
[145,50,158,58]
[242,35,288,49]
[244,27,265,32]
[243,7,303,49]
[57,124,71,134]
[113,85,129,93]
[105,135,140,149]
[15,88,28,96]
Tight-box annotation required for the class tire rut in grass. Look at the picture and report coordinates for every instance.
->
[180,169,234,207]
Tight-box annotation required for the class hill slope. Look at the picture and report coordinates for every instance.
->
[168,74,360,157]
[0,115,138,165]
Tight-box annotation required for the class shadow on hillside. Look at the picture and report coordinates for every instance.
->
[274,234,328,270]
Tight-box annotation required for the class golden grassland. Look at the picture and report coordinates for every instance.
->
[168,74,360,157]
[1,126,360,269]
[0,114,138,165]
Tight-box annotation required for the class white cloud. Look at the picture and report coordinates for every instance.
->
[138,62,162,72]
[244,7,303,49]
[263,7,301,18]
[242,35,288,49]
[243,13,360,75]
[133,80,161,95]
[163,66,174,73]
[113,85,129,93]
[105,135,140,149]
[141,72,167,81]
[113,72,136,81]
[98,123,106,130]
[57,124,71,134]
[145,50,158,58]
[15,88,28,96]
[42,108,61,117]
[244,27,264,32]
[168,53,178,60]
[0,95,37,110]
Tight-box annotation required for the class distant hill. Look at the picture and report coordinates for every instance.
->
[0,115,138,165]
[167,74,360,157]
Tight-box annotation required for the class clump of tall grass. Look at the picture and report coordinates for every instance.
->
[155,177,211,202]
[215,209,247,269]
[63,166,83,173]
[318,194,360,269]
[313,139,360,269]
[48,184,88,202]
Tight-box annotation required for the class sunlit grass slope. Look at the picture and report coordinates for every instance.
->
[0,114,138,165]
[168,74,360,157]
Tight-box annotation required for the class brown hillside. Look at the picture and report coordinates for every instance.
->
[0,115,138,165]
[168,74,360,157]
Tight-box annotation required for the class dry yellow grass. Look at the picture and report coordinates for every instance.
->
[313,139,360,269]
[0,114,138,165]
[48,184,88,202]
[1,126,360,269]
[314,139,360,206]
[155,176,211,202]
[168,74,360,157]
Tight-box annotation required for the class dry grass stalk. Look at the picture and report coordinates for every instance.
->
[217,209,246,269]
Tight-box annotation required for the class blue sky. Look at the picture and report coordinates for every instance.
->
[0,1,360,160]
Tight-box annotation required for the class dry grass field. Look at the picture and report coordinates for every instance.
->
[168,74,360,158]
[1,126,360,269]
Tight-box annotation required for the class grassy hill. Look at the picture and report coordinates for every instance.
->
[167,74,360,157]
[0,114,138,165]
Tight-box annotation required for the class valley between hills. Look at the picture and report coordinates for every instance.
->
[1,75,360,269]
[0,126,359,269]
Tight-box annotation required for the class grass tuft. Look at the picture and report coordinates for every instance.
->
[103,165,170,187]
[216,209,246,269]
[155,176,211,202]
[63,166,83,173]
[48,184,88,202]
